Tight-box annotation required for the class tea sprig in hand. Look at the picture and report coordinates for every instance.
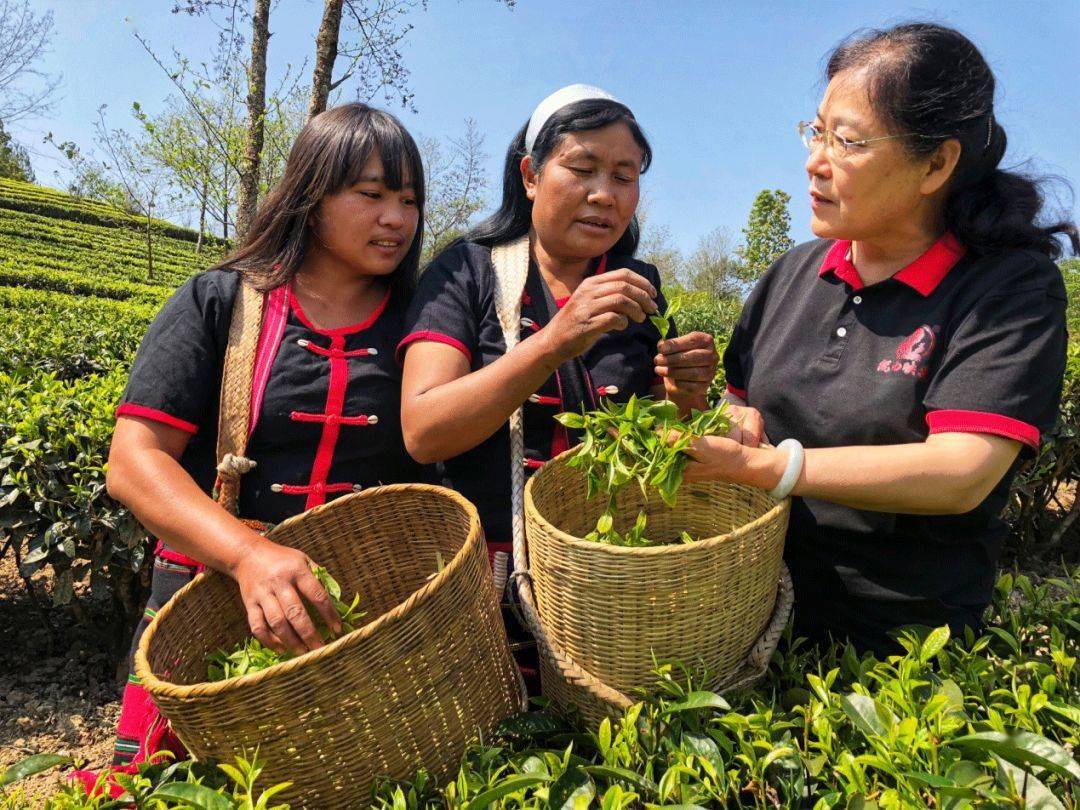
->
[649,293,682,341]
[207,565,365,681]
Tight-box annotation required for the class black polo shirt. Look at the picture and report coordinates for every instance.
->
[723,234,1068,653]
[398,240,669,547]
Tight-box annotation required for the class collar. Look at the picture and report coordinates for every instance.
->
[818,232,966,296]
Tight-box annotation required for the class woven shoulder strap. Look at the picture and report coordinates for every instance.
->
[489,236,531,559]
[215,278,264,514]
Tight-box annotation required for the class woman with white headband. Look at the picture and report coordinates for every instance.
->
[398,85,718,689]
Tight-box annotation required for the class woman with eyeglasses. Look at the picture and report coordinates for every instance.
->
[680,23,1076,655]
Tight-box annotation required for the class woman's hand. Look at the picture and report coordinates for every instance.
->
[543,268,658,362]
[680,435,751,482]
[230,539,342,656]
[725,403,768,447]
[655,332,718,413]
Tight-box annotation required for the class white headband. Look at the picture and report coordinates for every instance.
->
[524,83,621,153]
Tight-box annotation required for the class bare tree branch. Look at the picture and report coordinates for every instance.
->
[0,0,61,123]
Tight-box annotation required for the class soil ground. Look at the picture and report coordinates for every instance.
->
[0,555,124,805]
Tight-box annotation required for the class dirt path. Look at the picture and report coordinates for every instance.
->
[0,555,124,804]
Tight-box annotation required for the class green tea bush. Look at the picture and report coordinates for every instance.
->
[0,287,156,379]
[15,570,1076,808]
[0,259,169,304]
[1007,342,1080,562]
[364,570,1079,809]
[0,368,148,629]
[0,176,225,246]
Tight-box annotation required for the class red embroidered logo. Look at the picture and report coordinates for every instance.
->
[877,325,936,379]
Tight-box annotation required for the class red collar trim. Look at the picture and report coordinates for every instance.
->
[288,284,391,336]
[818,233,966,296]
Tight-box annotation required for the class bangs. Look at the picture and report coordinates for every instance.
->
[334,110,425,205]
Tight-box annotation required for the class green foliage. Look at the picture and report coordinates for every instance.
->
[0,122,34,183]
[0,287,156,379]
[1006,342,1079,561]
[207,567,365,681]
[3,751,291,809]
[0,367,148,622]
[16,570,1080,808]
[362,569,1080,809]
[556,396,730,545]
[0,177,217,245]
[1062,257,1079,337]
[738,189,794,283]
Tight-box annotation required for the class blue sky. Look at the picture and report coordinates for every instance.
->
[20,0,1080,253]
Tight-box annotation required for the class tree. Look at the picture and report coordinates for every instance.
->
[738,189,794,283]
[419,119,487,265]
[93,106,171,281]
[308,0,423,120]
[0,119,32,181]
[45,133,131,212]
[236,0,270,237]
[0,0,61,124]
[635,197,683,288]
[683,227,742,299]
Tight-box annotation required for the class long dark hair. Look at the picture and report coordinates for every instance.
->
[212,103,426,297]
[827,23,1078,259]
[469,98,653,255]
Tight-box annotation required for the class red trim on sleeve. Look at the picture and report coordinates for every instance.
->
[396,330,473,365]
[115,403,198,435]
[726,383,747,400]
[926,409,1040,449]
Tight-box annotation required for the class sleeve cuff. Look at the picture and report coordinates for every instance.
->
[396,330,473,366]
[726,383,748,400]
[115,403,199,435]
[925,409,1040,450]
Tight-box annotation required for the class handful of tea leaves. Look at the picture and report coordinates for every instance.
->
[555,395,730,546]
[206,565,364,681]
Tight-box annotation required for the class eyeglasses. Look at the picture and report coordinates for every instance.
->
[798,121,922,157]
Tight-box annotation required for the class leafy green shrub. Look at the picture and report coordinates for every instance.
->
[0,176,225,246]
[0,368,148,632]
[1007,342,1079,562]
[366,569,1079,809]
[1,751,290,809]
[0,259,168,304]
[15,570,1077,808]
[0,287,156,379]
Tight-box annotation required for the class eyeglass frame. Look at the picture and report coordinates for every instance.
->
[797,121,938,156]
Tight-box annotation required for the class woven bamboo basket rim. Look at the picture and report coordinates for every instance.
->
[524,448,791,555]
[135,483,482,702]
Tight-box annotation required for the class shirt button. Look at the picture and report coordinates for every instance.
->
[853,296,863,305]
[836,327,848,338]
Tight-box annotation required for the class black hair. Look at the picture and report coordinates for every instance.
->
[468,98,652,255]
[213,103,426,297]
[827,22,1077,259]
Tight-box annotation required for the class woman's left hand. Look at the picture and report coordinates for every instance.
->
[680,434,748,482]
[655,331,718,413]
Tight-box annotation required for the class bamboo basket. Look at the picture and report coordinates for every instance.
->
[519,451,792,726]
[135,484,524,808]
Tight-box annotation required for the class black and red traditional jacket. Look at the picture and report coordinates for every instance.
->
[117,269,426,527]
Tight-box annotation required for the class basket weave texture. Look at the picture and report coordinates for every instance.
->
[524,452,790,710]
[135,484,523,807]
